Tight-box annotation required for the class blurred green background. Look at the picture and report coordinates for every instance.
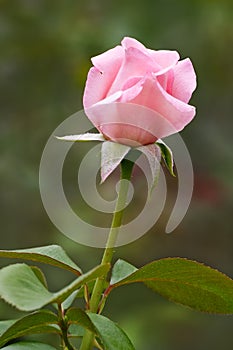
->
[1,0,233,349]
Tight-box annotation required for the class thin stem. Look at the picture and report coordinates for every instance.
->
[57,303,75,350]
[79,158,135,350]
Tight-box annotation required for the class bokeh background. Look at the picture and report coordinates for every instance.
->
[1,0,233,349]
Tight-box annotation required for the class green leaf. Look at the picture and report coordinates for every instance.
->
[88,313,135,350]
[0,263,53,311]
[0,263,110,311]
[66,310,135,349]
[1,342,58,350]
[0,245,81,275]
[56,133,105,142]
[0,321,16,337]
[110,259,137,285]
[0,310,59,347]
[61,290,79,310]
[31,266,48,288]
[110,258,233,314]
[68,324,85,338]
[66,308,96,334]
[101,141,131,183]
[156,139,175,176]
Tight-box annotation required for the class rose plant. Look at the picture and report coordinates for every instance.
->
[0,38,233,350]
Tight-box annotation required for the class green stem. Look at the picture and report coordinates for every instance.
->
[79,158,135,350]
[58,303,75,350]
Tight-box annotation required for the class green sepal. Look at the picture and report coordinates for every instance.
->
[156,139,175,176]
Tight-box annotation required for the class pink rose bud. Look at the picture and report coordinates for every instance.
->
[83,37,197,146]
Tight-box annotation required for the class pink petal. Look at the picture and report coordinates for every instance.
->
[148,49,180,70]
[130,75,196,134]
[121,37,146,51]
[100,123,157,147]
[91,45,124,74]
[83,67,111,109]
[83,45,124,109]
[94,91,123,105]
[122,38,180,75]
[85,102,174,146]
[122,39,180,76]
[171,58,197,103]
[107,47,160,96]
[157,69,174,93]
[120,76,144,102]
